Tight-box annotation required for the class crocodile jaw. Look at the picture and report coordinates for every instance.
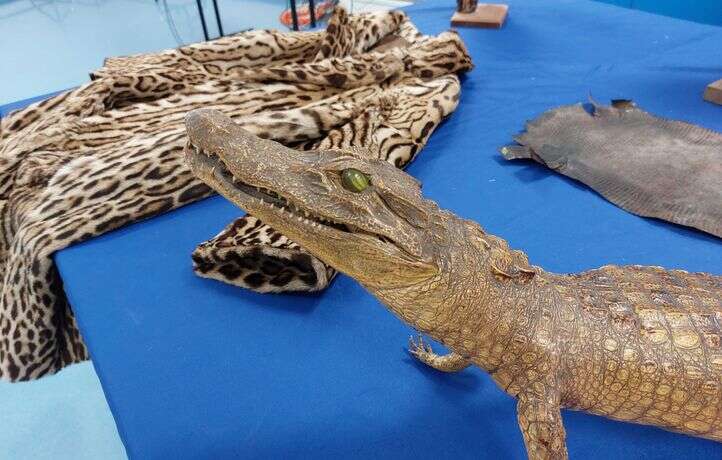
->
[184,109,438,288]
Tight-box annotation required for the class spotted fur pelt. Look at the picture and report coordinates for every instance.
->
[0,7,471,381]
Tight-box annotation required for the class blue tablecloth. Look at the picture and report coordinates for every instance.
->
[7,0,717,458]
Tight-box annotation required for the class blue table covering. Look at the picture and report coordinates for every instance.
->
[7,0,715,457]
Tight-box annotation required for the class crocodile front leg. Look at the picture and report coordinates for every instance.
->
[516,391,568,460]
[408,336,471,372]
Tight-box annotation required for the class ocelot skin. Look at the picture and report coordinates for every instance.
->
[0,7,473,381]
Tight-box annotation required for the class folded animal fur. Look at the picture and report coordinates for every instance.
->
[0,7,472,381]
[502,100,722,238]
[191,50,469,294]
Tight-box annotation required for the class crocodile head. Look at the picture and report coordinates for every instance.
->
[184,109,445,290]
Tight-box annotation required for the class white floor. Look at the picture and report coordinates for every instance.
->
[0,362,126,460]
[0,1,408,458]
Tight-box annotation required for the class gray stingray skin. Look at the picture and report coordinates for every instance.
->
[501,100,722,238]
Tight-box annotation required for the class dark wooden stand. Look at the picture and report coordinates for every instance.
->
[703,79,722,105]
[451,3,508,28]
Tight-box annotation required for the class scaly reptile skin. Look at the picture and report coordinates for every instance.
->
[184,109,722,459]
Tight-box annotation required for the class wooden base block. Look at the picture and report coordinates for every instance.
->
[451,4,508,29]
[703,79,722,105]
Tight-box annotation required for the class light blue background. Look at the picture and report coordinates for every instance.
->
[0,0,290,105]
[0,363,125,460]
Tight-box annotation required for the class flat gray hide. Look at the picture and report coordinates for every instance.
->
[501,101,722,238]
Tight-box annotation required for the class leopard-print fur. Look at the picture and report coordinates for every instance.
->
[0,7,472,381]
[193,215,337,293]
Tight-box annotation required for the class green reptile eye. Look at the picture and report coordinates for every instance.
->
[341,168,370,193]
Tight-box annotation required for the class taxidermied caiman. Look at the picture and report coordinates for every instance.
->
[184,108,722,459]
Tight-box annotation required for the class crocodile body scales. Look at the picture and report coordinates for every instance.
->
[555,265,721,436]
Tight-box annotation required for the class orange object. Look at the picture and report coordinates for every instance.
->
[280,0,336,29]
